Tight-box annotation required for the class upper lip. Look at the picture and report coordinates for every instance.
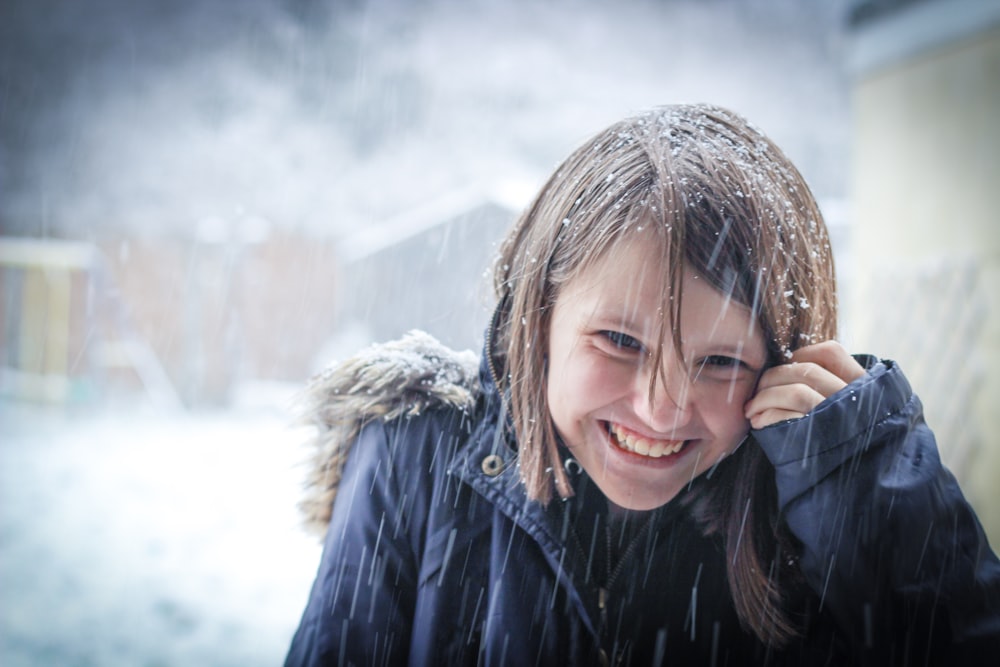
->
[605,420,685,443]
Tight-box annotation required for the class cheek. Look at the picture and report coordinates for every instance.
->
[548,353,632,413]
[695,383,755,430]
[571,356,635,399]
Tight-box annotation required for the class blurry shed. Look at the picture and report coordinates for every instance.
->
[331,191,518,360]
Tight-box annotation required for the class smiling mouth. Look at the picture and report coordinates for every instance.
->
[606,422,687,458]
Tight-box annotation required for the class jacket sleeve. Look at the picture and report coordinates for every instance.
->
[754,357,1000,664]
[284,419,424,667]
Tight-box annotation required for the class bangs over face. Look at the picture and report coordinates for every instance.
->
[494,104,837,504]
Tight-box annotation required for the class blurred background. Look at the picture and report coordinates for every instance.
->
[1,0,997,665]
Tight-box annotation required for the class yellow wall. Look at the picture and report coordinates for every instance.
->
[851,26,1000,542]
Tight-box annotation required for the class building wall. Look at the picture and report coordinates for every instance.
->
[336,201,514,356]
[849,5,1000,541]
[99,233,341,407]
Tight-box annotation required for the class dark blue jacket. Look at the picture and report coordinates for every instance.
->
[285,333,1000,665]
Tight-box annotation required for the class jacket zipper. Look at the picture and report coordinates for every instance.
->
[484,301,504,391]
[598,515,654,655]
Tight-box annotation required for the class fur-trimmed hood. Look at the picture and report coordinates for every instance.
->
[296,330,481,536]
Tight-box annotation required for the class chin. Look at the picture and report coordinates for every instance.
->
[603,484,685,513]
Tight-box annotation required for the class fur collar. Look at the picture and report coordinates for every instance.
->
[296,330,480,537]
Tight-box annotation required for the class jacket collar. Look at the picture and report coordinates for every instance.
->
[448,333,589,560]
[297,330,480,537]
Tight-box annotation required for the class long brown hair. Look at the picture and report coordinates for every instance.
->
[491,104,837,645]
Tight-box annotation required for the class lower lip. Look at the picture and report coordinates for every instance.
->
[601,422,694,467]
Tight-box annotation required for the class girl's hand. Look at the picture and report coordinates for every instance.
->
[744,341,866,430]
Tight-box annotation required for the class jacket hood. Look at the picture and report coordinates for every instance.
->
[296,330,481,536]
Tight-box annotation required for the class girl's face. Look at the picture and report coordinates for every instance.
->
[546,239,767,511]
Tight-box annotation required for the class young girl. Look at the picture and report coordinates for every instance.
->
[284,105,1000,665]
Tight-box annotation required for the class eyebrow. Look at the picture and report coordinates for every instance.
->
[585,310,650,335]
[701,341,747,354]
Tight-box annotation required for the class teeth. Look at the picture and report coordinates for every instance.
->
[609,423,684,458]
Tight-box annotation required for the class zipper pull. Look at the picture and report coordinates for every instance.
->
[599,587,608,627]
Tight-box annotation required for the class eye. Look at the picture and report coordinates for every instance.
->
[699,355,743,369]
[693,354,759,381]
[600,330,642,351]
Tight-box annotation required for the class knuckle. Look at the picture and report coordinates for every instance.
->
[818,340,847,363]
[794,384,818,405]
[816,339,842,352]
[787,384,821,411]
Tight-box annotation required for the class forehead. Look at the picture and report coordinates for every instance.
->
[556,237,762,347]
[553,239,668,344]
[560,237,666,315]
[570,235,667,287]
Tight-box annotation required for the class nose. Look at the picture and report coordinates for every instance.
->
[631,359,693,434]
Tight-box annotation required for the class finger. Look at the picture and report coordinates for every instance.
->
[791,341,866,384]
[746,382,827,420]
[748,407,805,430]
[755,361,847,398]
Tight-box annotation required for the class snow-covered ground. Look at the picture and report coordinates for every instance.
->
[0,399,322,666]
